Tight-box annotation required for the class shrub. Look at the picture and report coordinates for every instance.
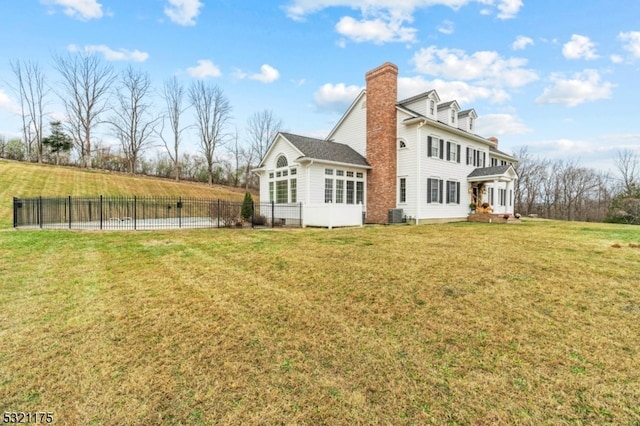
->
[253,214,267,226]
[241,192,253,220]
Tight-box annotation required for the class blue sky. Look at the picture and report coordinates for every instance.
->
[1,0,639,171]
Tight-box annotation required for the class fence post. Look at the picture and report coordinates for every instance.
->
[134,196,137,230]
[271,201,275,228]
[13,197,17,228]
[178,196,182,228]
[99,195,103,230]
[68,195,72,229]
[39,196,43,229]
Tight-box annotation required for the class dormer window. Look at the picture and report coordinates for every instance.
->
[469,117,473,131]
[429,100,435,116]
[451,110,456,124]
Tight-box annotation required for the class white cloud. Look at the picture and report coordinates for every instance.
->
[535,69,615,107]
[512,35,534,50]
[610,54,624,64]
[67,44,149,62]
[0,89,21,115]
[42,0,103,20]
[619,31,640,59]
[313,83,363,113]
[495,0,523,19]
[411,46,538,88]
[187,60,222,79]
[437,20,455,35]
[475,113,531,136]
[335,15,417,44]
[235,65,280,83]
[562,34,599,60]
[399,76,510,105]
[283,1,522,44]
[164,0,203,26]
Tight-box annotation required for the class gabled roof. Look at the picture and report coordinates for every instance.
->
[458,109,477,118]
[437,100,460,111]
[398,89,440,106]
[467,165,518,181]
[282,132,370,167]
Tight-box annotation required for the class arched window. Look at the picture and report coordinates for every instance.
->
[276,155,288,168]
[398,139,406,149]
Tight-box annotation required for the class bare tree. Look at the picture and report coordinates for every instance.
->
[513,147,549,216]
[226,129,244,187]
[188,81,232,185]
[10,60,48,163]
[245,109,282,188]
[158,76,188,181]
[53,52,115,168]
[108,66,158,173]
[613,149,639,196]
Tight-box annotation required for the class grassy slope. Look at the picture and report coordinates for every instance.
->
[1,160,640,425]
[0,159,248,228]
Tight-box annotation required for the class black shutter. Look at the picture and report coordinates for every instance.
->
[456,182,460,204]
[427,137,432,157]
[439,180,443,203]
[457,145,461,163]
[427,179,432,203]
[439,139,444,160]
[483,152,486,167]
[446,181,450,203]
[466,147,470,165]
[446,142,451,161]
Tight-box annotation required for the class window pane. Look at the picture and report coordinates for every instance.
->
[356,181,364,204]
[325,179,333,203]
[276,155,288,168]
[290,179,297,203]
[269,182,274,202]
[346,181,354,204]
[336,179,344,203]
[276,180,288,203]
[400,178,406,203]
[325,169,333,175]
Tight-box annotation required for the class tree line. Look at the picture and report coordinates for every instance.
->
[514,147,640,224]
[1,54,284,189]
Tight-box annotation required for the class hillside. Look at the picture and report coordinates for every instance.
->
[0,159,250,229]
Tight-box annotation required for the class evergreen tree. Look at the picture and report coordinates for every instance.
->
[241,192,253,220]
[42,121,72,165]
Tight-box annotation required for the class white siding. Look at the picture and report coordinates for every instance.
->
[259,135,306,204]
[329,95,367,157]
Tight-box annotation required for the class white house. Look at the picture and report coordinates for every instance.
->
[255,62,518,226]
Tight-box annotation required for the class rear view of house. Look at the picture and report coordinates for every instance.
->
[255,62,518,226]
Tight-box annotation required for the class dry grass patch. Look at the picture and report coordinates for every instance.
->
[1,221,640,424]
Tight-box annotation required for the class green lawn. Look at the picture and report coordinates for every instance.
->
[1,160,640,424]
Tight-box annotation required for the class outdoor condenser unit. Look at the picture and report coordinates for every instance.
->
[388,208,404,224]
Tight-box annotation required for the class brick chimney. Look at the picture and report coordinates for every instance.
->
[365,62,398,224]
[488,136,499,147]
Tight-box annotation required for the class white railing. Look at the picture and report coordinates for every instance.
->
[303,203,364,229]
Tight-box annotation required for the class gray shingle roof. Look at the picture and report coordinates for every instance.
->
[467,165,513,178]
[281,132,370,167]
[398,90,438,106]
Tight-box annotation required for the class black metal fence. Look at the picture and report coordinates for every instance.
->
[12,196,303,230]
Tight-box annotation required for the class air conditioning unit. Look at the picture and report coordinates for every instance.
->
[388,208,404,224]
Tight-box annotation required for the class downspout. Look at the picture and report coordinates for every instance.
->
[416,120,427,223]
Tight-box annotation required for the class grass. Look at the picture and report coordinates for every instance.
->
[1,160,640,424]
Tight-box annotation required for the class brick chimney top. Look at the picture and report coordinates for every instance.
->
[488,137,499,147]
[365,62,398,82]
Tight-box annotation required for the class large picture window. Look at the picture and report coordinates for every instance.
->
[325,179,333,203]
[276,180,288,204]
[290,179,297,203]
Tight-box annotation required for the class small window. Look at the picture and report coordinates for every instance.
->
[290,168,297,175]
[451,110,456,123]
[276,155,288,168]
[268,172,274,179]
[429,100,435,115]
[399,140,406,149]
[469,117,473,131]
[276,171,281,178]
[346,171,354,177]
[325,169,334,176]
[282,170,288,177]
[356,172,363,179]
[399,178,406,203]
[336,170,344,176]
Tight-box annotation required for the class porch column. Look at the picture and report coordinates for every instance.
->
[505,179,512,214]
[493,180,499,213]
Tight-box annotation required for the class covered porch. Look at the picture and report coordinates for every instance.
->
[467,165,518,215]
